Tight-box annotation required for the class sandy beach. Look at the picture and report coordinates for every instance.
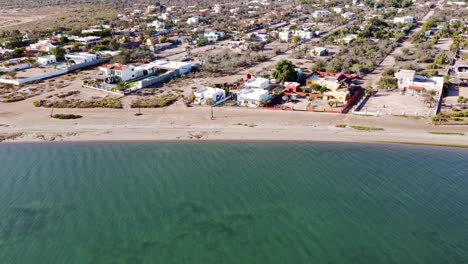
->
[1,90,468,147]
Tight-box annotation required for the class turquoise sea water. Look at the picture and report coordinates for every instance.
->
[0,142,467,264]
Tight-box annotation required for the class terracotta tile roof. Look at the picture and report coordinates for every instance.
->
[408,85,425,91]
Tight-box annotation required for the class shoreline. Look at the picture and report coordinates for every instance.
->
[2,99,468,148]
[2,138,468,150]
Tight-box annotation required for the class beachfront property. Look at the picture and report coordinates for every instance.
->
[393,16,414,24]
[395,69,444,96]
[237,88,271,107]
[306,72,358,104]
[0,58,31,73]
[37,55,57,66]
[65,52,97,64]
[193,87,226,105]
[307,76,349,104]
[98,63,142,82]
[0,51,109,86]
[244,77,270,90]
[92,60,192,90]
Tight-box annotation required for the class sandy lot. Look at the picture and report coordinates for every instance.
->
[362,90,436,116]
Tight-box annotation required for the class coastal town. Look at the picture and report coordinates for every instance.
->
[0,0,468,144]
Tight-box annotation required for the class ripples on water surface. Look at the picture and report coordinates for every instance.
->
[0,142,467,263]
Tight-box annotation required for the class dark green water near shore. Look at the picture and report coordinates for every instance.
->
[1,142,468,264]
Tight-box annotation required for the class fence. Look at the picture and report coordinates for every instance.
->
[0,57,112,86]
[132,70,178,90]
[342,89,364,113]
[1,69,68,85]
[82,84,124,96]
[262,105,343,114]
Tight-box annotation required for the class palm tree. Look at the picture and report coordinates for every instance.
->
[115,81,130,91]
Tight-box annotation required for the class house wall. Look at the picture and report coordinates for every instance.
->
[0,57,111,86]
[133,70,178,90]
[0,63,31,73]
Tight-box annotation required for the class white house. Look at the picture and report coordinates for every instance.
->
[193,87,226,104]
[447,1,466,6]
[337,34,358,44]
[312,10,331,18]
[29,40,56,52]
[293,30,313,41]
[312,47,328,56]
[37,55,56,66]
[149,60,193,75]
[204,31,225,42]
[148,20,166,30]
[159,13,171,20]
[97,60,192,84]
[99,63,158,82]
[393,16,414,24]
[279,31,291,42]
[75,36,101,46]
[342,12,355,19]
[213,4,222,13]
[244,77,270,90]
[395,69,444,95]
[99,63,137,82]
[280,30,312,42]
[237,88,271,107]
[65,52,97,64]
[249,32,270,43]
[187,16,200,25]
[332,7,343,13]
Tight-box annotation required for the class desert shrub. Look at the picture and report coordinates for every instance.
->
[33,98,122,108]
[52,114,82,119]
[131,95,178,108]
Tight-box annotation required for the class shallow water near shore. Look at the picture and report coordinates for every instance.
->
[0,142,467,263]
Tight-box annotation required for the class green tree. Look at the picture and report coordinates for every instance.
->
[59,36,69,44]
[310,83,328,94]
[12,48,25,57]
[292,35,301,45]
[365,85,374,96]
[115,81,130,91]
[310,59,326,72]
[272,60,298,83]
[51,47,66,61]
